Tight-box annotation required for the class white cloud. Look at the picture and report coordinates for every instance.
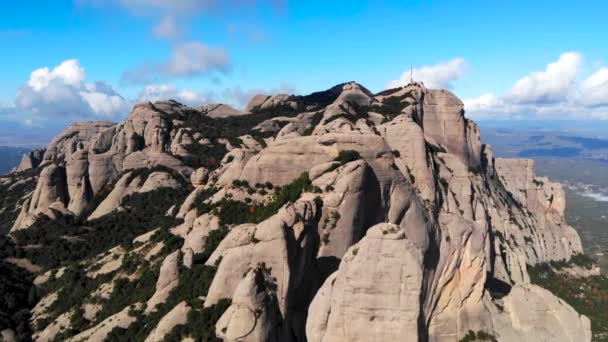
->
[15,59,129,119]
[138,84,214,106]
[463,93,504,112]
[581,67,608,107]
[507,52,582,104]
[387,58,467,89]
[465,52,608,120]
[121,41,231,84]
[153,15,179,39]
[165,42,230,76]
[28,59,86,91]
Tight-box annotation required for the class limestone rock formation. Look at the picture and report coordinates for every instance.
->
[12,164,69,230]
[306,223,424,342]
[12,148,45,173]
[2,82,594,342]
[144,301,191,342]
[146,250,181,313]
[87,171,144,220]
[205,199,322,341]
[200,103,246,118]
[492,284,592,342]
[216,265,283,342]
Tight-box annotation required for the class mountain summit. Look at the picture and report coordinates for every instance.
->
[0,82,594,341]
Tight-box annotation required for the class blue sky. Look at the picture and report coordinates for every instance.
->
[1,0,608,145]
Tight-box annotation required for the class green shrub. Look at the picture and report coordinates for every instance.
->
[0,261,35,340]
[105,264,221,341]
[213,173,313,225]
[459,330,497,342]
[334,150,361,165]
[529,263,608,340]
[162,298,232,342]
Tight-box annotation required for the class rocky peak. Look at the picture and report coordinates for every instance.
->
[199,103,245,118]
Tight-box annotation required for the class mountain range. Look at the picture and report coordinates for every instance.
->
[0,82,605,342]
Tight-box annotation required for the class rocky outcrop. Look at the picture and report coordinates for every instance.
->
[245,94,298,113]
[190,167,209,186]
[12,164,69,230]
[311,160,382,261]
[146,250,181,313]
[144,301,191,342]
[42,121,114,164]
[139,171,181,193]
[422,89,481,170]
[67,303,143,342]
[12,148,45,173]
[379,115,436,202]
[216,265,283,342]
[87,171,144,220]
[200,103,246,118]
[492,284,591,342]
[306,223,424,342]
[205,199,322,341]
[495,158,582,262]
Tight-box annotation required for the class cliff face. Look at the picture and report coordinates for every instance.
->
[0,82,590,342]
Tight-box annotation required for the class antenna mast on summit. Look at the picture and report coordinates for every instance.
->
[410,65,413,83]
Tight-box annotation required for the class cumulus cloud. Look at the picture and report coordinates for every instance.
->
[464,52,608,120]
[581,67,608,107]
[507,52,582,104]
[387,58,467,89]
[138,84,215,106]
[121,41,231,84]
[15,59,129,119]
[463,93,504,113]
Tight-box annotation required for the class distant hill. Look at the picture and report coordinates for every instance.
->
[0,146,30,175]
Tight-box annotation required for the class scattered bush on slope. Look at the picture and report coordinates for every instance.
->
[529,260,608,341]
[197,173,312,226]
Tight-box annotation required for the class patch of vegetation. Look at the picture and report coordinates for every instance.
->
[94,264,159,323]
[162,298,232,342]
[0,169,39,234]
[302,111,324,136]
[459,330,497,342]
[105,263,220,341]
[179,143,228,170]
[323,113,353,125]
[198,173,313,226]
[192,187,220,216]
[11,181,187,268]
[548,253,596,270]
[334,150,361,165]
[371,91,415,119]
[31,263,119,334]
[0,261,35,341]
[529,263,608,341]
